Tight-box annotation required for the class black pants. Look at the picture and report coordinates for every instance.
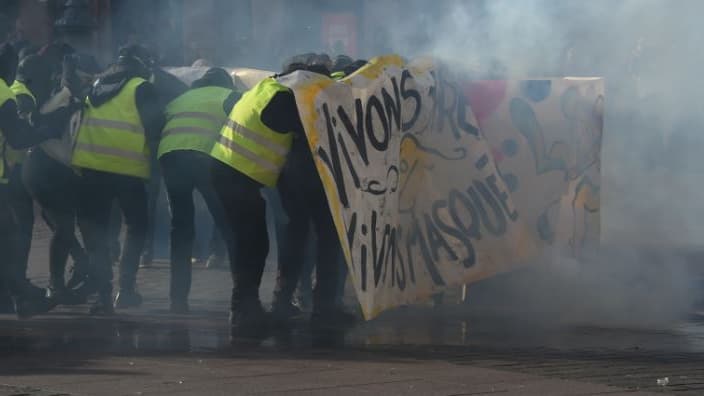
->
[23,149,88,289]
[143,157,162,262]
[210,160,268,308]
[0,184,24,297]
[274,158,342,311]
[77,169,148,298]
[161,151,233,303]
[8,164,33,281]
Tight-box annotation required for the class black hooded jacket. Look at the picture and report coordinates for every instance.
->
[88,57,164,152]
[190,67,241,115]
[0,43,66,151]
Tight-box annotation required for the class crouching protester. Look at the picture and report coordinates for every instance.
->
[210,57,356,331]
[270,55,359,327]
[157,67,240,314]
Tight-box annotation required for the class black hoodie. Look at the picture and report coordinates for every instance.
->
[0,43,66,151]
[88,56,164,154]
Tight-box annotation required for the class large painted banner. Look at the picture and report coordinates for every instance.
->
[278,55,603,319]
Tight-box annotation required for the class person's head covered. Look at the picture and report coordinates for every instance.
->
[16,54,53,102]
[332,54,353,73]
[0,42,18,85]
[191,67,234,90]
[116,44,154,80]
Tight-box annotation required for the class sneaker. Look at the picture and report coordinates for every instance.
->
[292,292,313,313]
[269,301,304,325]
[47,287,87,306]
[169,300,190,314]
[230,300,269,330]
[72,280,98,300]
[113,289,143,309]
[20,280,47,300]
[311,306,357,328]
[66,268,89,290]
[15,295,56,319]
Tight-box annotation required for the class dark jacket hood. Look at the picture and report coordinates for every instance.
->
[0,43,18,86]
[88,57,151,107]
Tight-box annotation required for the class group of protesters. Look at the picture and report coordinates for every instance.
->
[0,26,365,330]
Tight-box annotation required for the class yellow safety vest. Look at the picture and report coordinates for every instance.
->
[210,77,293,187]
[6,80,37,166]
[157,86,233,159]
[0,79,17,184]
[72,77,150,179]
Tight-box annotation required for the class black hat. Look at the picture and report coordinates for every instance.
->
[0,42,18,85]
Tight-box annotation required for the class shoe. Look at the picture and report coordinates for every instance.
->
[311,306,357,327]
[269,301,304,325]
[20,280,47,300]
[66,268,89,290]
[205,254,226,269]
[229,300,269,330]
[170,300,190,314]
[292,293,313,313]
[114,289,143,309]
[15,295,56,319]
[47,287,87,306]
[72,280,98,300]
[89,299,115,316]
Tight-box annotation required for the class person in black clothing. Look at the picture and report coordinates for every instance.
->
[75,45,165,315]
[270,56,356,326]
[139,61,189,268]
[22,52,97,305]
[0,43,75,318]
[210,61,317,330]
[160,68,239,313]
[7,54,55,298]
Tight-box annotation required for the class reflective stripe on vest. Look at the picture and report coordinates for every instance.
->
[210,77,293,187]
[157,86,232,159]
[330,71,346,80]
[72,78,150,179]
[0,80,17,184]
[6,81,36,166]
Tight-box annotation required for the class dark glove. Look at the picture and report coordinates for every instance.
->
[37,103,80,140]
[61,54,82,95]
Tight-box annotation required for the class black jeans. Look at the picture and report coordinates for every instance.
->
[161,151,233,303]
[210,160,268,309]
[143,157,162,262]
[0,184,23,297]
[77,169,148,299]
[274,160,342,311]
[23,149,88,289]
[8,164,34,281]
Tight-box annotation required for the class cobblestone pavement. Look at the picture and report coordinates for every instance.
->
[0,230,703,395]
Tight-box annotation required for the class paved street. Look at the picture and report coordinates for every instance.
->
[1,229,703,395]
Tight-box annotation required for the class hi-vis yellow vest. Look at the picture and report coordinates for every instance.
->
[0,79,17,184]
[72,77,150,179]
[157,86,232,159]
[6,80,36,166]
[210,77,293,187]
